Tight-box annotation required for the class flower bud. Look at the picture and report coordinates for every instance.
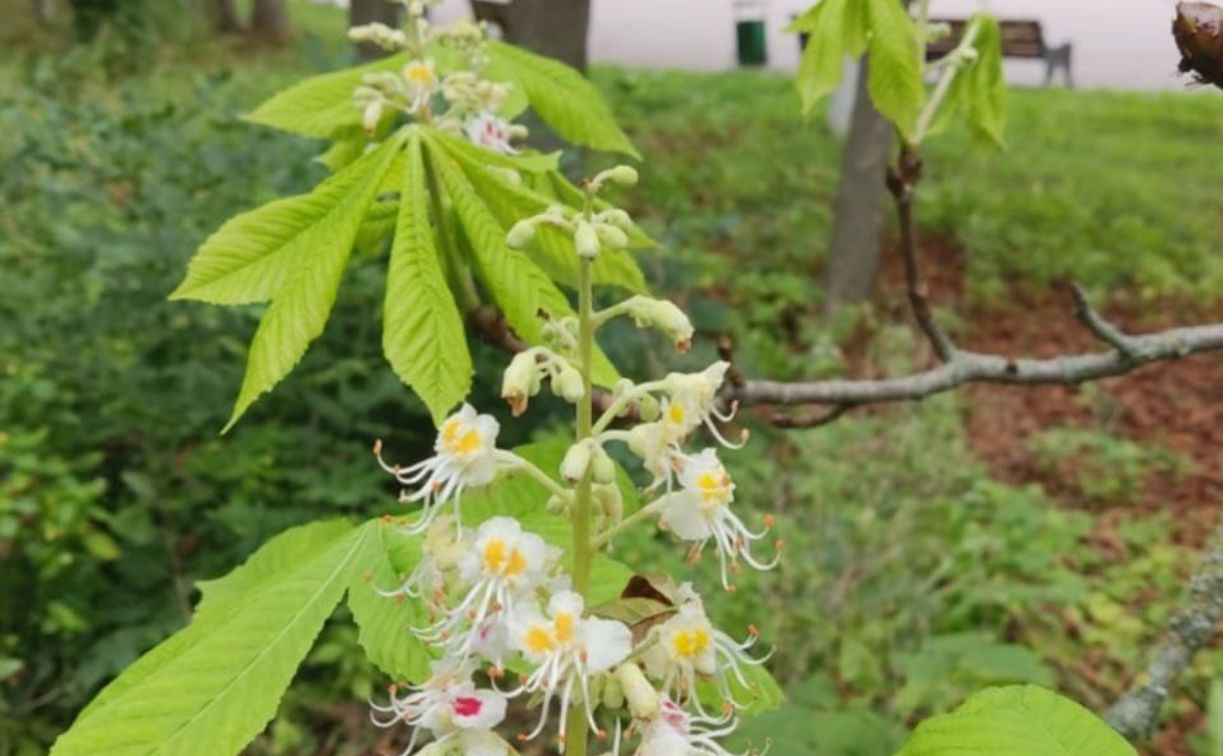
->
[501,350,542,416]
[560,441,593,482]
[607,164,639,186]
[545,494,569,515]
[638,394,660,422]
[599,208,634,230]
[591,446,616,485]
[595,223,629,249]
[507,219,536,249]
[595,483,624,526]
[574,221,600,260]
[615,663,660,721]
[623,296,694,351]
[553,363,585,404]
[601,673,625,710]
[362,100,383,135]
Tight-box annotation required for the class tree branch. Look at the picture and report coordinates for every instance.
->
[1106,522,1223,738]
[886,144,958,362]
[729,318,1223,408]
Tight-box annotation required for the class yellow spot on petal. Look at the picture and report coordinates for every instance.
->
[667,403,686,425]
[672,627,711,659]
[555,612,575,643]
[525,625,555,653]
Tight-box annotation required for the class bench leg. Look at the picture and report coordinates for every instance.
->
[1044,44,1074,88]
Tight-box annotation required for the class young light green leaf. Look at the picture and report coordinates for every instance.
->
[171,143,398,305]
[355,200,398,257]
[430,129,646,294]
[422,134,620,387]
[485,40,641,159]
[245,54,408,138]
[866,0,924,138]
[347,520,434,683]
[383,133,473,425]
[792,0,852,114]
[52,521,374,756]
[964,15,1006,148]
[225,134,406,431]
[897,685,1137,756]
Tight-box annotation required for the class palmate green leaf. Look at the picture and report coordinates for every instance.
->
[52,520,375,756]
[74,520,356,725]
[422,133,620,387]
[347,520,434,683]
[964,15,1006,148]
[383,131,473,425]
[485,40,641,159]
[865,0,924,138]
[225,134,407,431]
[355,200,398,257]
[171,143,396,305]
[245,54,408,138]
[897,685,1136,756]
[429,129,647,294]
[787,0,856,113]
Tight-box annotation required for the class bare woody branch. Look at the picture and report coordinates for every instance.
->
[729,320,1223,409]
[1107,523,1223,738]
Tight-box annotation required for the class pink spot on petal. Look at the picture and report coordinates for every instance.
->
[453,696,483,718]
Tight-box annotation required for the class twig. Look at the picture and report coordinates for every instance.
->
[1070,283,1139,359]
[1107,522,1223,738]
[886,145,958,362]
[767,404,857,429]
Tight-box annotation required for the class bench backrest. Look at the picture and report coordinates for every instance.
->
[926,18,1046,60]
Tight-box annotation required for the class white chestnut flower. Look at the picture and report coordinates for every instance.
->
[634,695,744,756]
[464,111,519,154]
[370,659,507,754]
[403,58,439,112]
[506,591,633,742]
[641,586,770,714]
[656,450,780,589]
[375,404,509,534]
[662,362,743,449]
[421,517,559,656]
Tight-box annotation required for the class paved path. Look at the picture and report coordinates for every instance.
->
[420,0,1196,91]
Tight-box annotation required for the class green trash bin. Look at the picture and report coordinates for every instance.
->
[735,0,768,67]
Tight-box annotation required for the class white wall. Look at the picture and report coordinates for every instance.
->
[431,0,1191,90]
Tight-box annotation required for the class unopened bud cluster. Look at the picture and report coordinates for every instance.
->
[348,0,525,152]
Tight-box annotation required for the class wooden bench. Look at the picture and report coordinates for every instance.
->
[926,18,1074,88]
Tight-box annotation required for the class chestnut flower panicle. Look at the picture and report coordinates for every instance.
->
[366,165,775,755]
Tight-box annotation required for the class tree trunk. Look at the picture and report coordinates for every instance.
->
[349,0,403,61]
[204,0,242,33]
[471,0,592,161]
[250,0,289,44]
[822,56,894,317]
[471,0,591,70]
